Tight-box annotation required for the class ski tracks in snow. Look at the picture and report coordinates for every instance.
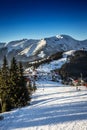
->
[0,81,87,130]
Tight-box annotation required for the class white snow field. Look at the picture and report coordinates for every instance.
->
[0,81,87,130]
[36,50,75,73]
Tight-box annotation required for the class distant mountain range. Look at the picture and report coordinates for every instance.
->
[0,35,87,66]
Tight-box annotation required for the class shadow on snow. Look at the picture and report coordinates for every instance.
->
[5,101,87,130]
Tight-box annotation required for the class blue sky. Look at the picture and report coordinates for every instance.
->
[0,0,87,42]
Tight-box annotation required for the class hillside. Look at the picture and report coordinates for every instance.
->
[59,50,87,81]
[0,49,87,130]
[0,81,87,130]
[0,35,87,66]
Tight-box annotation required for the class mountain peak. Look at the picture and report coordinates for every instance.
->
[0,34,87,66]
[56,35,63,39]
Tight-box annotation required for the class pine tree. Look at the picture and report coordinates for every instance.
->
[9,57,19,107]
[0,57,31,112]
[10,58,30,108]
[0,56,11,112]
[0,68,2,112]
[18,62,30,106]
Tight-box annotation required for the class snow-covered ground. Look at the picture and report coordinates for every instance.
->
[0,50,87,130]
[2,34,87,64]
[36,50,76,73]
[37,58,67,73]
[0,81,87,130]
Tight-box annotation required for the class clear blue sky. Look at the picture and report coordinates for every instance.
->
[0,0,87,42]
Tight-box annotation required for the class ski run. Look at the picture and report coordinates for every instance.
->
[0,80,87,130]
[0,50,87,130]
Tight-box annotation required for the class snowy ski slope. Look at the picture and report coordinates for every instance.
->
[0,81,87,130]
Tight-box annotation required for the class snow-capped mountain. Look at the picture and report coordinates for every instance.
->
[0,35,87,65]
[0,42,6,48]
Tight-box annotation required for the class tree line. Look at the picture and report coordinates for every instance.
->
[0,56,34,113]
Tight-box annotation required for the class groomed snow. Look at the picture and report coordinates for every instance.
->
[38,51,46,58]
[18,44,35,57]
[33,39,46,55]
[0,50,87,130]
[0,81,87,130]
[37,58,67,73]
[63,50,76,58]
[37,50,76,73]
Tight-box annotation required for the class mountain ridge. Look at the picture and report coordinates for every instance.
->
[1,34,87,44]
[0,35,87,66]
